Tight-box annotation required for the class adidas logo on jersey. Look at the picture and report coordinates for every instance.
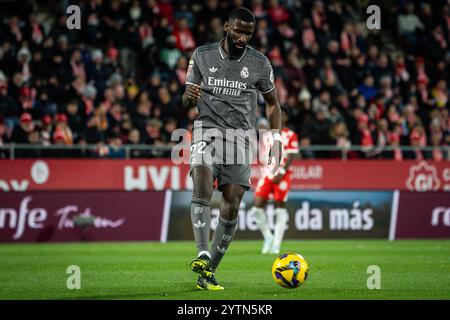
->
[209,66,217,73]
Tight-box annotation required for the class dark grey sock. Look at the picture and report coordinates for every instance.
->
[191,199,211,255]
[210,216,238,272]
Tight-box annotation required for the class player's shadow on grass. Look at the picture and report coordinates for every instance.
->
[60,290,199,300]
[55,284,205,300]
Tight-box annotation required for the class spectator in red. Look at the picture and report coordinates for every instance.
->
[157,0,175,27]
[251,0,267,19]
[388,130,403,161]
[394,53,410,83]
[340,22,357,53]
[355,111,374,157]
[52,128,65,145]
[301,18,316,50]
[267,46,286,80]
[311,0,327,31]
[174,18,196,53]
[19,85,36,112]
[25,14,44,47]
[268,0,290,25]
[39,114,53,146]
[405,125,427,160]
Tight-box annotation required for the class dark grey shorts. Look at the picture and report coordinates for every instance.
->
[189,137,252,191]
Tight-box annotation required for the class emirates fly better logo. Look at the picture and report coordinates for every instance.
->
[406,161,441,191]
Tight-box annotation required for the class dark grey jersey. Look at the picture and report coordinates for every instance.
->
[185,40,275,131]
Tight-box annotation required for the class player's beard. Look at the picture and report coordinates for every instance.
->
[226,34,245,58]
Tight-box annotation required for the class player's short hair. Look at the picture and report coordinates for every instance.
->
[228,7,255,24]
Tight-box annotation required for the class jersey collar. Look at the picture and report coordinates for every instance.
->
[218,38,248,62]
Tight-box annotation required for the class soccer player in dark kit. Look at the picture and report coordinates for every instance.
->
[182,7,283,290]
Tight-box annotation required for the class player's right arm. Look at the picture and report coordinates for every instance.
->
[182,84,201,108]
[182,49,202,109]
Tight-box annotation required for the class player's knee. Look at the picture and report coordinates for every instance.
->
[254,197,267,208]
[192,196,211,207]
[275,201,286,208]
[221,197,241,216]
[253,207,266,224]
[192,186,213,204]
[275,208,289,223]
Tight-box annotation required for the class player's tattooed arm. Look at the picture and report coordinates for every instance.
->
[263,88,283,174]
[182,84,201,108]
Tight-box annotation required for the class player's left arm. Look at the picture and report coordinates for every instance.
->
[263,89,282,174]
[271,132,299,183]
[258,56,282,173]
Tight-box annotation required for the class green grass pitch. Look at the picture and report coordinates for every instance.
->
[0,240,449,300]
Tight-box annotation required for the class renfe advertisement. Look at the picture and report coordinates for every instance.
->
[394,192,450,239]
[0,192,165,242]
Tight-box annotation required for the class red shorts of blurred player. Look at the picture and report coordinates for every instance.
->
[254,172,292,202]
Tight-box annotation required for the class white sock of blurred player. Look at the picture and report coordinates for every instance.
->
[271,208,289,254]
[253,207,273,254]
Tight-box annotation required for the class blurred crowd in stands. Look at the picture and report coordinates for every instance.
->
[0,0,449,159]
